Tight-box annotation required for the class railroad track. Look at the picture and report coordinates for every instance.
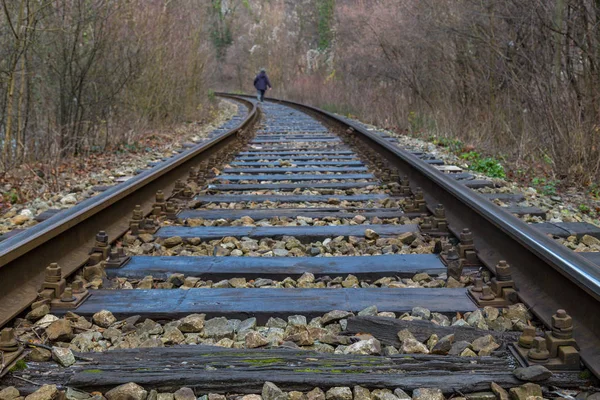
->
[0,94,599,397]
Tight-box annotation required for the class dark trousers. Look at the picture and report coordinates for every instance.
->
[257,89,266,102]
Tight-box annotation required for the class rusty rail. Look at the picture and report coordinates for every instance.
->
[221,93,600,377]
[0,97,258,327]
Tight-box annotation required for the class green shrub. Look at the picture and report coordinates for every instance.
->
[460,151,506,178]
[531,177,558,196]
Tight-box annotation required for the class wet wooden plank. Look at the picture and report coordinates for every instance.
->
[240,150,354,155]
[446,173,474,180]
[178,208,408,220]
[463,180,498,189]
[194,194,388,203]
[422,159,444,165]
[68,288,477,321]
[502,206,546,217]
[15,346,584,395]
[106,254,446,280]
[155,224,418,241]
[236,155,358,161]
[435,165,463,173]
[208,182,379,191]
[223,167,369,173]
[215,173,374,181]
[229,161,366,167]
[345,316,520,348]
[251,138,341,143]
[532,222,600,239]
[480,193,526,202]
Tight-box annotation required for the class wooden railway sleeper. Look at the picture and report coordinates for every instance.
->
[511,309,581,371]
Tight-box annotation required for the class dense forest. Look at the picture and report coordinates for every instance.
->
[2,0,600,184]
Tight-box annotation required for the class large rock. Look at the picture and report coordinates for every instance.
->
[508,383,542,400]
[365,229,379,239]
[173,388,195,400]
[178,314,205,333]
[24,385,59,400]
[288,392,305,400]
[490,383,508,400]
[245,331,269,348]
[448,340,472,355]
[0,387,20,400]
[238,317,257,332]
[411,307,431,320]
[161,326,184,345]
[412,388,445,400]
[343,338,381,355]
[393,389,411,400]
[92,310,116,328]
[105,382,148,400]
[306,388,325,400]
[431,334,454,355]
[341,275,359,288]
[581,234,600,247]
[325,387,352,400]
[45,319,73,342]
[27,304,50,321]
[503,304,531,324]
[353,386,370,400]
[52,346,76,367]
[65,388,92,400]
[396,329,416,343]
[358,305,378,316]
[137,319,163,335]
[240,396,263,400]
[321,310,353,325]
[163,236,183,248]
[287,315,307,327]
[371,389,399,400]
[401,338,429,354]
[512,365,552,382]
[471,335,500,355]
[29,347,52,362]
[262,382,287,400]
[204,317,234,340]
[267,317,288,329]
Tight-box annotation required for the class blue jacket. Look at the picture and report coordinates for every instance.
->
[254,71,272,91]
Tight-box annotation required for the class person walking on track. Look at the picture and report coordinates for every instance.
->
[254,68,272,103]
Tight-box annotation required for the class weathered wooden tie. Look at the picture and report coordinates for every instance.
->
[193,194,388,203]
[178,208,412,220]
[206,182,380,191]
[62,288,477,320]
[155,224,418,241]
[13,346,585,394]
[215,173,374,181]
[105,254,446,280]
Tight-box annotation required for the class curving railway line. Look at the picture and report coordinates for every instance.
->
[0,94,599,397]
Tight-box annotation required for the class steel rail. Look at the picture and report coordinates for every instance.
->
[0,98,258,327]
[222,93,600,376]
